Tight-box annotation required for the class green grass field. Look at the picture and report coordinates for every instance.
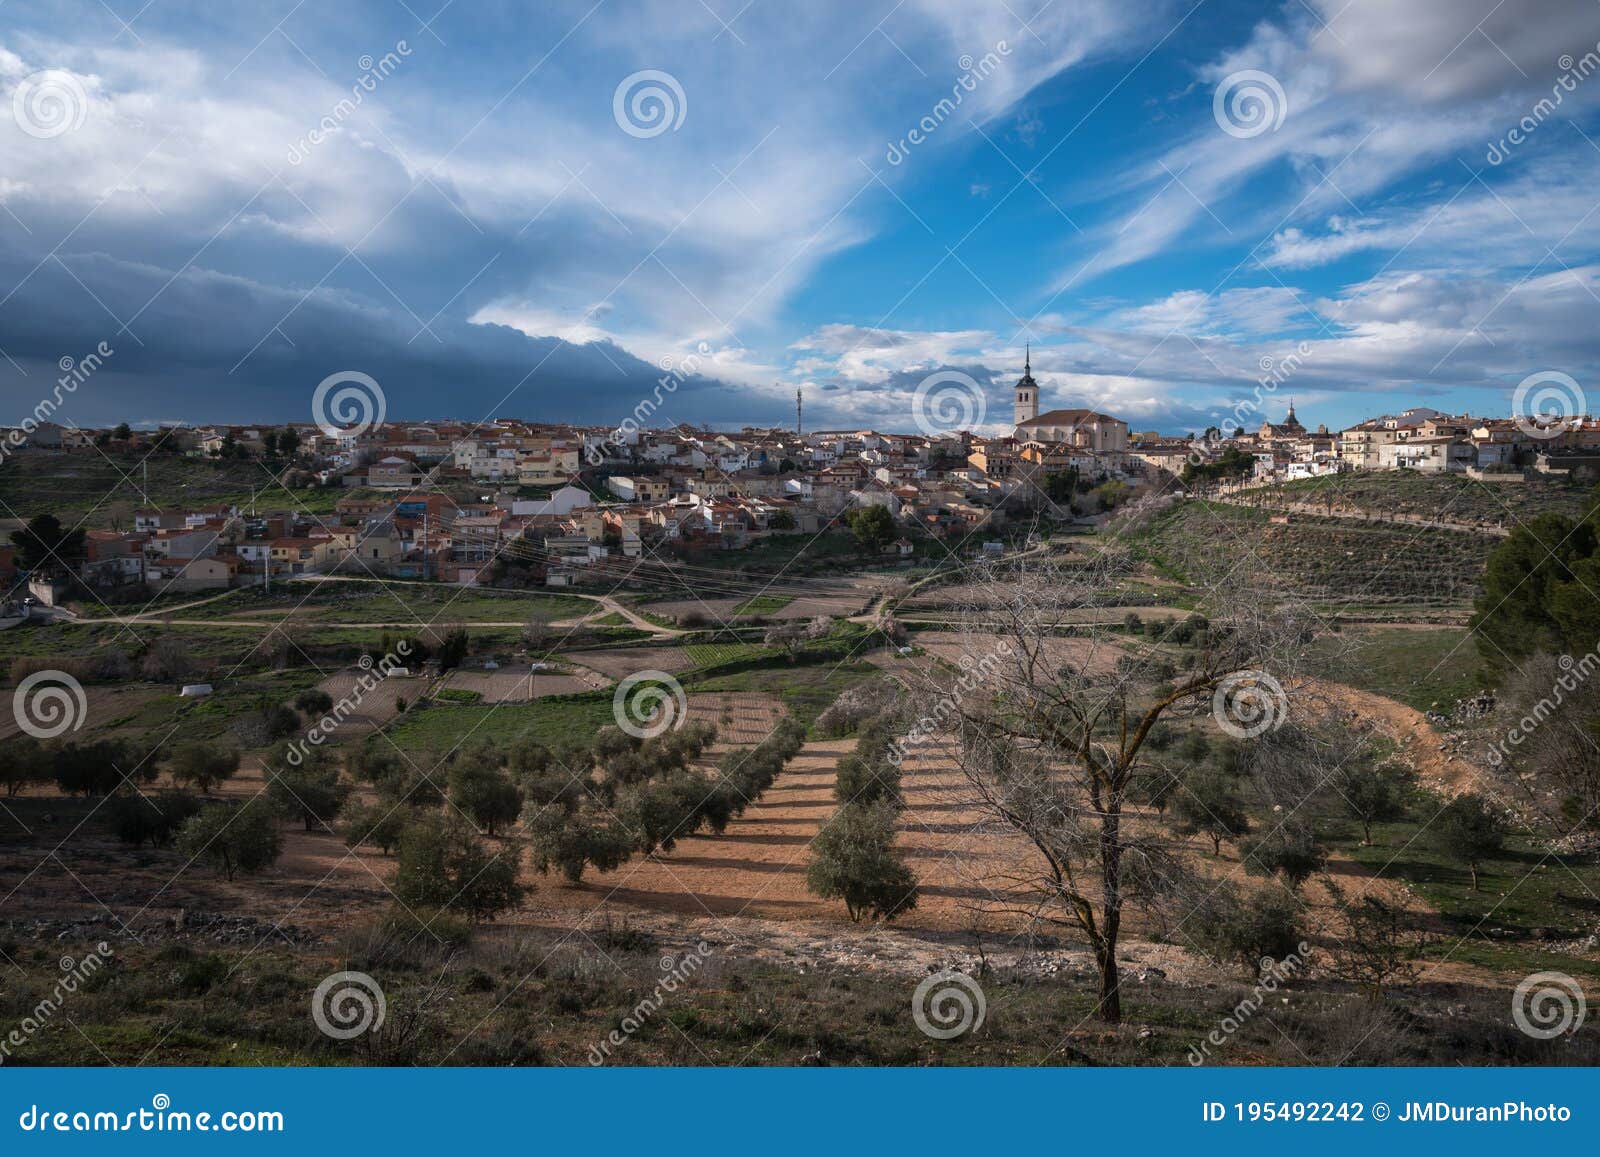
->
[1328,817,1600,980]
[1306,626,1484,712]
[733,594,794,616]
[683,641,772,667]
[376,692,617,752]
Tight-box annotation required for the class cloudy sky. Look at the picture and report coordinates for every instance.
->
[4,0,1600,435]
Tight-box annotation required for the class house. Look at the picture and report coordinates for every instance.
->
[134,509,187,532]
[144,527,222,561]
[517,447,580,486]
[268,538,333,574]
[82,531,146,585]
[151,556,237,591]
[606,476,671,503]
[1130,441,1197,476]
[367,456,420,488]
[511,485,593,517]
[1379,437,1474,473]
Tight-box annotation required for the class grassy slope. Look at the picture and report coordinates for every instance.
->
[1305,626,1484,712]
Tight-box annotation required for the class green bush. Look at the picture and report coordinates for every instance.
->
[107,789,202,848]
[525,806,633,884]
[393,813,522,921]
[806,800,918,924]
[1190,882,1303,976]
[176,798,283,880]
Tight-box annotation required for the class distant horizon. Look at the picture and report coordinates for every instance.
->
[79,402,1570,443]
[7,2,1600,437]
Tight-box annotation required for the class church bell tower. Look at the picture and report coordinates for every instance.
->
[1013,345,1040,427]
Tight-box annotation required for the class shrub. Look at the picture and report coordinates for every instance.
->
[1241,820,1326,889]
[177,798,283,880]
[393,813,523,921]
[107,790,202,848]
[1190,882,1304,976]
[805,800,918,923]
[138,637,196,682]
[436,628,471,672]
[168,742,241,794]
[378,903,473,949]
[1325,887,1425,999]
[294,689,335,715]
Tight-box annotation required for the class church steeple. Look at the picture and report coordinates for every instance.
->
[1013,345,1039,427]
[1283,397,1304,433]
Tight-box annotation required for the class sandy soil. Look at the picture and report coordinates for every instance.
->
[686,692,787,746]
[1310,679,1484,795]
[311,668,418,735]
[565,646,695,682]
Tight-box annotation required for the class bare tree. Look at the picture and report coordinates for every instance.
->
[903,547,1314,1024]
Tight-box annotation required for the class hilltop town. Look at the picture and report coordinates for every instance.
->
[5,358,1598,602]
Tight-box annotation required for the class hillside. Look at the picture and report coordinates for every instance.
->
[1125,499,1492,617]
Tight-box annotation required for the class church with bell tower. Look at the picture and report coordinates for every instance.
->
[1013,345,1039,426]
[1010,344,1131,451]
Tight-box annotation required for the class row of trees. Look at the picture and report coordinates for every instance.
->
[806,713,918,923]
[878,538,1526,1023]
[521,718,807,884]
[4,736,242,798]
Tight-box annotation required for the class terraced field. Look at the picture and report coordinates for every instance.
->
[1250,472,1591,526]
[1127,500,1492,615]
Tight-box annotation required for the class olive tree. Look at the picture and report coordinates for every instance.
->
[169,742,241,795]
[805,800,918,923]
[910,547,1313,1024]
[177,798,283,880]
[393,813,523,921]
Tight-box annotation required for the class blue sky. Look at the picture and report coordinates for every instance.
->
[4,0,1600,435]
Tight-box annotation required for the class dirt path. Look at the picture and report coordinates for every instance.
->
[1308,678,1483,795]
[72,588,246,622]
[73,586,683,637]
